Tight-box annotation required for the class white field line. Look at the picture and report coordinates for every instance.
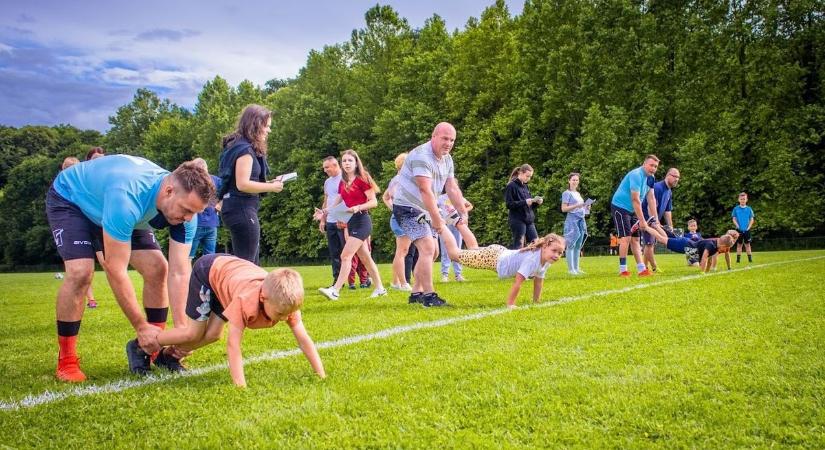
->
[2,255,823,412]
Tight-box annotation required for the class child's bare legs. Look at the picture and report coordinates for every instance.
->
[332,236,364,291]
[354,240,384,291]
[156,317,208,348]
[455,222,478,249]
[392,236,411,286]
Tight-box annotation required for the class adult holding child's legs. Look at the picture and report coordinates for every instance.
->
[218,104,283,265]
[318,150,386,300]
[610,155,660,277]
[640,167,680,272]
[392,122,472,307]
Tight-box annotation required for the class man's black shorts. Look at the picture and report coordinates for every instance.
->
[185,253,229,322]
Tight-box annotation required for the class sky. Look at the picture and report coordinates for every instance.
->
[0,0,522,132]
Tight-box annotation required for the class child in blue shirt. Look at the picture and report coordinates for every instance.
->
[731,192,755,263]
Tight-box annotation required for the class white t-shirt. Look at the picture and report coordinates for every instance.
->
[392,141,455,210]
[496,249,550,279]
[324,174,342,223]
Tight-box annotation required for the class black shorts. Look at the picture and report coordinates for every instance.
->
[736,230,752,244]
[46,187,160,261]
[611,205,639,239]
[185,253,230,322]
[346,212,372,240]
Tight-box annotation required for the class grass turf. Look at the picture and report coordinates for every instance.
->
[0,250,823,448]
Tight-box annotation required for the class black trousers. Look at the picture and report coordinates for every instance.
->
[222,201,261,265]
[509,219,538,249]
[325,222,346,283]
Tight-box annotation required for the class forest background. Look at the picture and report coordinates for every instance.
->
[0,0,822,268]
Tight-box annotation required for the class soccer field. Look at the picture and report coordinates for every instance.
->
[1,251,824,448]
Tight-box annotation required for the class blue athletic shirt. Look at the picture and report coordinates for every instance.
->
[641,180,672,220]
[611,167,654,212]
[53,155,196,243]
[731,205,754,232]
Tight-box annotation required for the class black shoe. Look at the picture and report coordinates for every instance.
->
[421,293,448,308]
[348,283,357,290]
[126,339,151,376]
[360,279,372,289]
[154,347,186,372]
[408,292,424,304]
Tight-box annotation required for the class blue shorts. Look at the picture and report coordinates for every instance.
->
[389,215,405,237]
[393,205,436,242]
[46,187,160,261]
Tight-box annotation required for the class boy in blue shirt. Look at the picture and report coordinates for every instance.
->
[46,156,215,382]
[731,192,755,263]
[684,219,702,266]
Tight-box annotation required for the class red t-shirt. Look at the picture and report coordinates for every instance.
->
[338,177,371,207]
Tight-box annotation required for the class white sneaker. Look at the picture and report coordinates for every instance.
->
[318,286,339,301]
[399,283,412,292]
[441,275,450,282]
[370,288,388,298]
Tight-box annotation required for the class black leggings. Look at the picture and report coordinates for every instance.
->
[508,219,538,249]
[222,201,261,265]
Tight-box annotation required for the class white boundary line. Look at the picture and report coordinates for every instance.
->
[2,255,823,412]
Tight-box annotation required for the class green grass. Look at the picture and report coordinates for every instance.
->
[1,251,824,448]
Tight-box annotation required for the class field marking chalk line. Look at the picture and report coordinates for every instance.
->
[2,255,823,411]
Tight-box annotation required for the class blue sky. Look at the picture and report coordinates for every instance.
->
[0,1,522,131]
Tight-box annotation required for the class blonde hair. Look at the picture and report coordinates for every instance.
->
[262,268,304,314]
[687,219,697,226]
[520,233,566,253]
[394,152,408,171]
[718,234,734,248]
[61,157,80,170]
[341,149,380,193]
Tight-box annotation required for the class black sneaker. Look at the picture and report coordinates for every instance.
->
[408,292,424,304]
[126,339,151,376]
[348,283,357,290]
[421,293,448,308]
[153,347,186,372]
[360,278,372,289]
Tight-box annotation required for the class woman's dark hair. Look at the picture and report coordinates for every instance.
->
[222,104,271,156]
[85,147,105,161]
[509,164,533,181]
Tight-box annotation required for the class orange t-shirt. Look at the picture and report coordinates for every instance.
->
[208,256,300,330]
[609,235,618,247]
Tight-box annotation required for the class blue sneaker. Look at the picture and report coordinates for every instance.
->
[421,293,448,308]
[126,339,151,376]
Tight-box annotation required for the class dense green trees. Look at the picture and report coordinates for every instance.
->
[0,1,822,267]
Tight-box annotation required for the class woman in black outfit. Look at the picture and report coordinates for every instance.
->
[217,104,283,264]
[504,164,544,249]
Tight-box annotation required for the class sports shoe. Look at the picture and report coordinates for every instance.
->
[638,269,653,277]
[391,283,413,292]
[619,271,631,277]
[360,279,372,289]
[408,292,424,304]
[56,355,86,382]
[441,207,461,226]
[153,347,186,372]
[87,299,98,308]
[348,283,356,290]
[369,288,388,298]
[319,286,340,301]
[126,339,151,376]
[455,274,467,282]
[421,293,448,308]
[630,216,657,234]
[652,267,664,273]
[441,275,450,282]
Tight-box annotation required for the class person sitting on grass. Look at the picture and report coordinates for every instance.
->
[438,231,565,309]
[126,253,325,387]
[643,225,735,274]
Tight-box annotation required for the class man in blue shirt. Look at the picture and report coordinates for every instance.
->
[610,155,660,277]
[731,192,755,263]
[189,158,222,260]
[46,155,215,382]
[640,168,680,272]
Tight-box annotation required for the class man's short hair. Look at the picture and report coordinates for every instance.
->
[645,154,660,163]
[323,156,338,162]
[172,161,216,203]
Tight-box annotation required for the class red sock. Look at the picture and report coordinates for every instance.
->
[147,322,166,361]
[58,335,78,359]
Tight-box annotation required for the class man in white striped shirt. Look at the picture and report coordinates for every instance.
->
[392,122,470,307]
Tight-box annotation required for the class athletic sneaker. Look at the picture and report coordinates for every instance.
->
[455,274,467,282]
[630,216,658,234]
[421,293,448,308]
[638,269,653,277]
[126,339,151,376]
[408,292,424,304]
[369,288,388,298]
[390,283,413,292]
[441,275,450,282]
[619,271,631,277]
[318,286,340,301]
[56,355,86,382]
[154,347,186,372]
[441,208,461,226]
[87,299,98,308]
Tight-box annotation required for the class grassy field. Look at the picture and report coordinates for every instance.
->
[0,251,824,448]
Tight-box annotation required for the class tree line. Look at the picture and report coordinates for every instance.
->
[1,0,823,268]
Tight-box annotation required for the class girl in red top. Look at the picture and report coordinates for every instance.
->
[318,150,387,300]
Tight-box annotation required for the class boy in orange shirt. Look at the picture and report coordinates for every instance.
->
[126,254,325,387]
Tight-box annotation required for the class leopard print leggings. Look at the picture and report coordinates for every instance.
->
[457,245,507,272]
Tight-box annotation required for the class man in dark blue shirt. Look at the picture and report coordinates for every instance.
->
[640,168,680,272]
[189,158,222,259]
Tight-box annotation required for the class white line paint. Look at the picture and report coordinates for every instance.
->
[2,255,823,411]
